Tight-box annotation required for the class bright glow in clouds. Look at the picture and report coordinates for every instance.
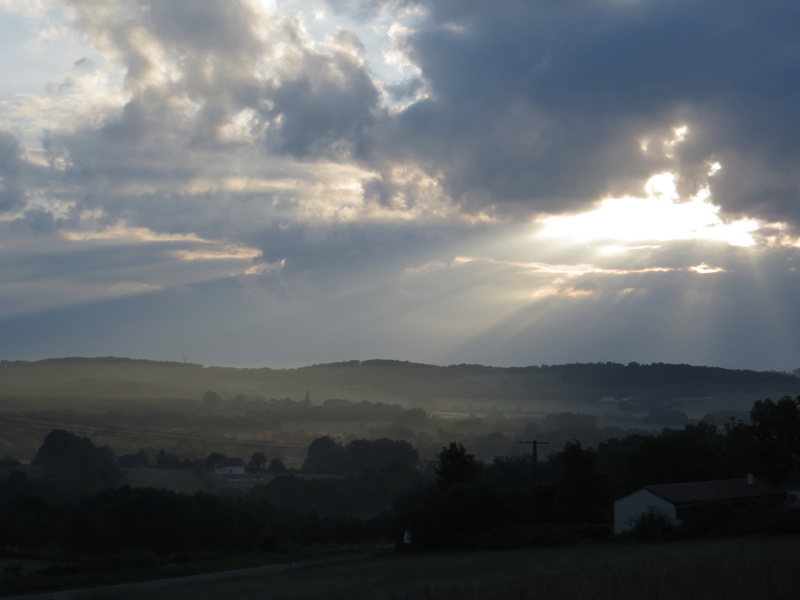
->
[690,263,725,274]
[3,1,800,372]
[537,173,759,247]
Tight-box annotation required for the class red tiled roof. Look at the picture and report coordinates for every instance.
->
[644,478,785,505]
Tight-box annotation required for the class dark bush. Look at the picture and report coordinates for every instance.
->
[626,508,675,541]
[679,501,737,538]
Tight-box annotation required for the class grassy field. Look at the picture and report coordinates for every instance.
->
[15,536,799,600]
[0,557,54,579]
[120,468,345,495]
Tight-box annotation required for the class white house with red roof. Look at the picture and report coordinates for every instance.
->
[614,476,786,534]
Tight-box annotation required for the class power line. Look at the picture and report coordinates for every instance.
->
[518,439,550,484]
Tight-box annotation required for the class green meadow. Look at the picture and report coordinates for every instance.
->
[21,536,800,600]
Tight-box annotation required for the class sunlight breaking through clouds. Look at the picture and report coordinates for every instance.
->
[536,173,760,248]
[690,263,725,274]
[2,0,800,371]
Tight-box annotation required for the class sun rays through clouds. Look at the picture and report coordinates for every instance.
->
[2,0,800,369]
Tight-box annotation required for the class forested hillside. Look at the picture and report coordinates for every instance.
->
[0,357,795,404]
[1,357,796,465]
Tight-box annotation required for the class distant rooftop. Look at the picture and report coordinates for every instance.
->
[645,478,784,505]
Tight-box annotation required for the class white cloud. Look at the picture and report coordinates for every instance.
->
[0,0,51,20]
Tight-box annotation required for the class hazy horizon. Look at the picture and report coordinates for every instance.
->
[2,353,794,376]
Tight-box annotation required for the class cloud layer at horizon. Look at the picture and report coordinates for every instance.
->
[2,0,800,371]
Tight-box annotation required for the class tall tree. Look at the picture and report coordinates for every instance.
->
[346,438,419,472]
[302,436,353,474]
[248,451,267,472]
[204,452,226,471]
[624,425,724,489]
[32,429,120,490]
[738,396,800,482]
[553,441,609,521]
[435,442,481,491]
[267,457,287,473]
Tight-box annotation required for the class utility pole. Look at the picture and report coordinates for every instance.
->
[518,440,550,484]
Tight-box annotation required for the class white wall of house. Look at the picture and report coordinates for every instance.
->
[785,488,800,507]
[215,465,245,475]
[614,489,678,534]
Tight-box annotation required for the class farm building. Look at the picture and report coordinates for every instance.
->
[614,476,785,534]
[782,461,800,507]
[214,457,246,475]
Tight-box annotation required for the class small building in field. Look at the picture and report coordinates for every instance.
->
[614,476,785,535]
[214,458,246,475]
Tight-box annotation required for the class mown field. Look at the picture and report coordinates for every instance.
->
[14,536,800,600]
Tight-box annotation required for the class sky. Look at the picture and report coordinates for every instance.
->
[1,0,800,372]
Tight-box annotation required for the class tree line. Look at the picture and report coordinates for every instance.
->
[1,356,796,404]
[1,396,799,561]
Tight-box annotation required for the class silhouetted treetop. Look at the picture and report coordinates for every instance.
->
[32,429,120,489]
[436,442,481,491]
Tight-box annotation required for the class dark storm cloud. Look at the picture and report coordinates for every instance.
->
[0,131,26,212]
[263,40,381,160]
[25,0,796,294]
[47,0,800,233]
[348,0,800,225]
